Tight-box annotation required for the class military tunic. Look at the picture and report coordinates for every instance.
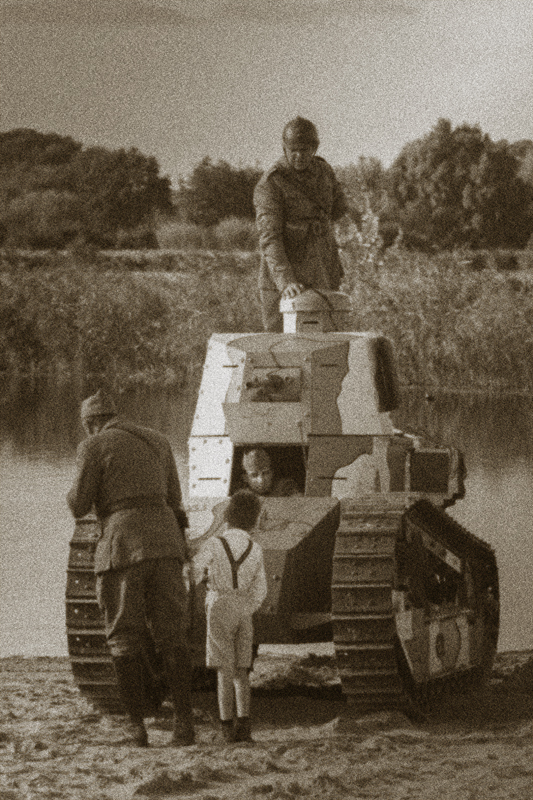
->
[67,418,190,656]
[253,154,349,330]
[67,418,188,573]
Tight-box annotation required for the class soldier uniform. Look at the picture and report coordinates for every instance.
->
[253,117,350,331]
[67,390,194,747]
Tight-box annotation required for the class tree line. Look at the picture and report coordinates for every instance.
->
[1,120,532,252]
[0,129,172,249]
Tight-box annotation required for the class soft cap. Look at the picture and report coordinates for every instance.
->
[80,389,117,420]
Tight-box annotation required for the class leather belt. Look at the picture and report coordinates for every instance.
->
[102,495,166,518]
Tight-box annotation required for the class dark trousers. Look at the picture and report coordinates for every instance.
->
[96,558,188,658]
[260,288,283,332]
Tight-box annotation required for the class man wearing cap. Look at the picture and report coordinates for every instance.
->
[67,390,194,747]
[253,117,351,332]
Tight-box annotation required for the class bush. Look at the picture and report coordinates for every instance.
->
[340,241,533,393]
[2,246,532,394]
[0,255,262,389]
[1,190,82,249]
[466,252,490,272]
[493,250,519,272]
[212,217,258,251]
[157,218,258,252]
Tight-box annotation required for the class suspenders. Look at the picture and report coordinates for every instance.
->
[219,537,253,590]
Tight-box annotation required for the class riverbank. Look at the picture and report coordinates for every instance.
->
[1,248,533,394]
[1,649,532,800]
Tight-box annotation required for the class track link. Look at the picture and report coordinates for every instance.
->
[331,496,407,711]
[65,518,121,713]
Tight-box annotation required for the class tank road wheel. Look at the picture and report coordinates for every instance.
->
[65,518,166,716]
[331,497,407,712]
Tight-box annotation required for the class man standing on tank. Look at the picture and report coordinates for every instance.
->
[253,117,351,332]
[67,390,194,748]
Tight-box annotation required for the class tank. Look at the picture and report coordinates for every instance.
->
[66,290,499,715]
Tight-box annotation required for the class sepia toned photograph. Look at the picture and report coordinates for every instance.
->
[1,1,532,798]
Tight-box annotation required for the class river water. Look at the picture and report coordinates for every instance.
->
[0,377,531,657]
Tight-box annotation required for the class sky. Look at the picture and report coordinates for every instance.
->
[0,0,532,188]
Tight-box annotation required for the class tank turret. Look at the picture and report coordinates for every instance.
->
[188,290,463,507]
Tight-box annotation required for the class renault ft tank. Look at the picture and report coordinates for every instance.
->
[66,290,499,715]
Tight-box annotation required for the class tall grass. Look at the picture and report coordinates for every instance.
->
[157,217,258,252]
[0,257,261,393]
[340,229,533,393]
[1,243,532,395]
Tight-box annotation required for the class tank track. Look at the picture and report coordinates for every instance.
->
[64,517,141,714]
[331,495,499,714]
[332,496,406,711]
[65,518,122,713]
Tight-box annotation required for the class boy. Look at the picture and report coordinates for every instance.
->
[193,490,267,743]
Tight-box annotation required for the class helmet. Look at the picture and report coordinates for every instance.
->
[282,117,319,149]
[242,448,271,473]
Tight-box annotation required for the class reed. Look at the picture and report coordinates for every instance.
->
[341,241,533,393]
[1,247,532,394]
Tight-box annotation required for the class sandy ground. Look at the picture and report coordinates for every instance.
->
[1,649,532,800]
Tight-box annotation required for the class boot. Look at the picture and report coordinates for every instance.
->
[219,719,235,744]
[162,645,195,746]
[234,717,253,743]
[112,655,149,747]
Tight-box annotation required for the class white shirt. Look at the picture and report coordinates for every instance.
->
[192,527,267,613]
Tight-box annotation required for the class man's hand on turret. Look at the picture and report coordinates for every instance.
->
[281,282,304,299]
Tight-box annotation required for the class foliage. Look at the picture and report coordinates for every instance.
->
[1,247,533,395]
[157,220,218,250]
[0,128,81,167]
[385,119,533,250]
[64,146,172,247]
[213,216,259,251]
[115,225,159,250]
[0,255,261,390]
[1,190,83,248]
[340,230,533,393]
[175,157,261,226]
[0,130,171,249]
[335,157,386,223]
[509,139,533,186]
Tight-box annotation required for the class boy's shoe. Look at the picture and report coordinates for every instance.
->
[219,719,235,743]
[234,717,253,743]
